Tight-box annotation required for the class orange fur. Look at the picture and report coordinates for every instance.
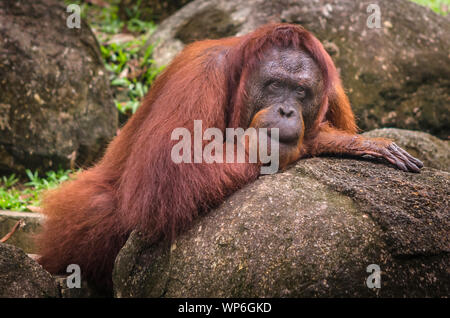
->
[36,23,385,293]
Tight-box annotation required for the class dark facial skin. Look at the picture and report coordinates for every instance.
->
[245,47,324,145]
[244,46,423,173]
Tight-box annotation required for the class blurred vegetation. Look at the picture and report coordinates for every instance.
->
[0,169,73,211]
[410,0,449,15]
[118,0,193,22]
[65,0,165,116]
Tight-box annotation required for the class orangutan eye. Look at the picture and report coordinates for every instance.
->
[296,86,306,99]
[267,81,282,90]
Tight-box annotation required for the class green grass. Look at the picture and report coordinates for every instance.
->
[65,0,164,115]
[410,0,449,15]
[100,32,165,114]
[0,169,73,211]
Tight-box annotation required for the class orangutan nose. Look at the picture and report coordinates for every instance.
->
[278,105,295,118]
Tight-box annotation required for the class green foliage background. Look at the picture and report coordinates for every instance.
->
[411,0,449,15]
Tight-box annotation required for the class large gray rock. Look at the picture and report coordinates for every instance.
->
[0,0,117,173]
[146,0,450,138]
[0,243,59,298]
[113,157,449,297]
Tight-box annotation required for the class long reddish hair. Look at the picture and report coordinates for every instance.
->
[36,23,347,292]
